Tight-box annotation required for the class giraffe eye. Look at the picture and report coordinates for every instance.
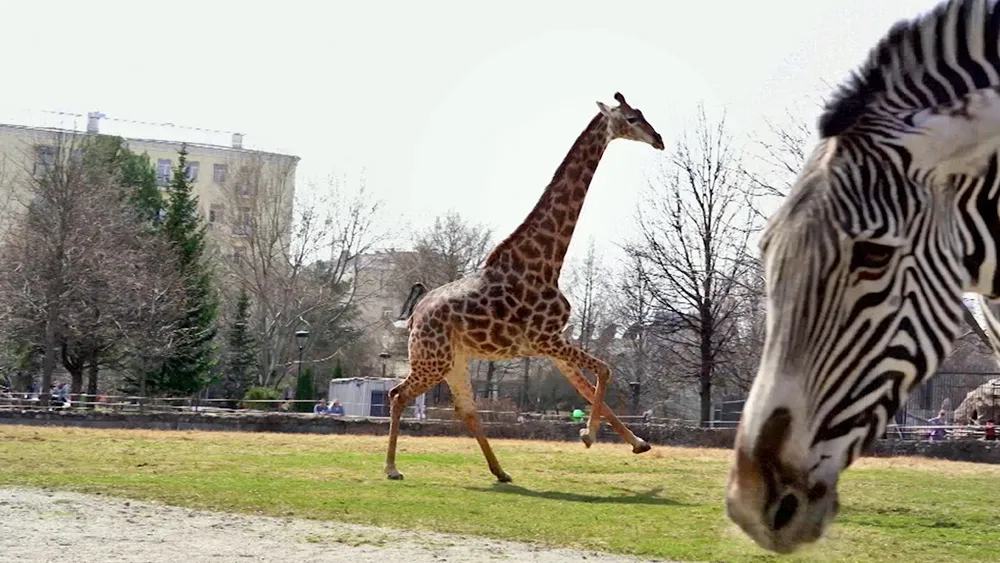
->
[626,117,638,124]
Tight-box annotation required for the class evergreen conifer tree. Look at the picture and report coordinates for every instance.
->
[294,367,315,413]
[147,146,219,394]
[223,286,257,399]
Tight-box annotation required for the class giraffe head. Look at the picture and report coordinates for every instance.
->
[596,92,665,150]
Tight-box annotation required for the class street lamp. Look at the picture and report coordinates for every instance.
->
[295,330,310,383]
[378,351,391,378]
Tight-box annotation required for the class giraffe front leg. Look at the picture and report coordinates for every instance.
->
[547,342,649,452]
[552,359,651,454]
[562,346,609,448]
[581,361,611,448]
[446,369,512,482]
[385,384,409,480]
[385,372,438,481]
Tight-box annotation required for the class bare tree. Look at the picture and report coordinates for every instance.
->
[219,156,384,388]
[563,238,612,353]
[606,252,674,415]
[392,210,494,293]
[742,108,814,224]
[713,254,765,393]
[625,105,760,426]
[0,134,185,404]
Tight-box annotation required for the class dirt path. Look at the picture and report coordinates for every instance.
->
[0,487,672,563]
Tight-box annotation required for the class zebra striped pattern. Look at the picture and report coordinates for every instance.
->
[728,0,1000,554]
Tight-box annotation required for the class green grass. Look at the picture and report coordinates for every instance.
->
[0,425,998,562]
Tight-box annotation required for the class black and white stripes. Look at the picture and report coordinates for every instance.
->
[729,0,1000,553]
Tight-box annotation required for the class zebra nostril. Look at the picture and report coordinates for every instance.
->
[773,493,799,531]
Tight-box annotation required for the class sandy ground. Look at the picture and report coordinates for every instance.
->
[0,487,674,563]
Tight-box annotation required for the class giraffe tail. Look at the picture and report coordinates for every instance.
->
[393,282,427,330]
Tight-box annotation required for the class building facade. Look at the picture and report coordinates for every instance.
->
[0,118,300,259]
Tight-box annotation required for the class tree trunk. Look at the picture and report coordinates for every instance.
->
[68,367,83,400]
[483,361,496,400]
[86,359,99,408]
[60,342,87,402]
[138,363,148,413]
[700,369,712,427]
[40,302,60,407]
[521,358,531,410]
[699,299,713,428]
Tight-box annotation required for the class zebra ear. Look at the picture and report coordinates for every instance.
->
[905,88,1000,176]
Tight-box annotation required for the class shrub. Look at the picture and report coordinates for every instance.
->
[242,386,281,410]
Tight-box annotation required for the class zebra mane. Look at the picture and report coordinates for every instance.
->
[819,0,1000,138]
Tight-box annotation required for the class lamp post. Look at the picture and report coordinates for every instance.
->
[295,330,310,383]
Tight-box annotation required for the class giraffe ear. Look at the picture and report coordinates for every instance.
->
[596,101,612,117]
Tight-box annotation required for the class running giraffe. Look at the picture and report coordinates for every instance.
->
[386,92,664,482]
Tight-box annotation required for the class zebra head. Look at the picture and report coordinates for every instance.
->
[726,0,1000,553]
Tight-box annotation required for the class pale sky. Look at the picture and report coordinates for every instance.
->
[0,0,942,269]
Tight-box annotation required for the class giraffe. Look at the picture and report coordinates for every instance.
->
[385,92,665,482]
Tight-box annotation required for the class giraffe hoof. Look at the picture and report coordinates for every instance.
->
[496,472,513,483]
[579,429,594,448]
[386,471,405,481]
[632,439,651,454]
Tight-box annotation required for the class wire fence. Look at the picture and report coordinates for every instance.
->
[2,390,996,442]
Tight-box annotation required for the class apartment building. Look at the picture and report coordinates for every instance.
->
[0,113,300,260]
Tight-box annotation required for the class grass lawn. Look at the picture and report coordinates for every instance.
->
[0,425,997,562]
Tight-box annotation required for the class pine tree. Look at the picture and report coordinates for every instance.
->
[294,368,315,413]
[332,360,344,380]
[223,286,257,399]
[120,152,164,228]
[148,145,219,394]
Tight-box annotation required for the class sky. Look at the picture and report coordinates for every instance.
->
[0,0,944,270]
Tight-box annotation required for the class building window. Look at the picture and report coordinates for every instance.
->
[33,145,57,178]
[235,182,254,198]
[186,161,199,182]
[156,159,172,186]
[232,206,252,236]
[232,247,247,265]
[213,163,228,183]
[208,203,224,225]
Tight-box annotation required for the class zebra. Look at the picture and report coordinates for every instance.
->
[725,0,1000,554]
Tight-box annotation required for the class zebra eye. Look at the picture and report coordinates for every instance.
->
[850,241,895,271]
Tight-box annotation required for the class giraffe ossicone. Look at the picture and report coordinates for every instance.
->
[384,92,665,482]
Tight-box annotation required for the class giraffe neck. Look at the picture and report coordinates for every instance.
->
[485,112,611,281]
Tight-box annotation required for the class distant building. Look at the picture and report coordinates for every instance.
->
[342,248,419,379]
[0,114,300,260]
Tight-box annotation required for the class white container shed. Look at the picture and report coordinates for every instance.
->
[328,377,427,418]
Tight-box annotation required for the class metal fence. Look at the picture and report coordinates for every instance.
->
[5,373,1000,443]
[0,391,705,426]
[899,371,1000,422]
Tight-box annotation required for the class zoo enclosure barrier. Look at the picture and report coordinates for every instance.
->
[0,391,994,441]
